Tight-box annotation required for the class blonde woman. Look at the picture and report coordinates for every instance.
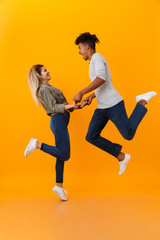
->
[24,65,87,200]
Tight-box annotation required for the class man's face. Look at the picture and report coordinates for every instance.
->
[78,43,89,61]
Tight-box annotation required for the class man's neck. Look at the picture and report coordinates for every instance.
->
[88,50,96,61]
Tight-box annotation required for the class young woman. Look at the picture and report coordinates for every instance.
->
[24,64,86,200]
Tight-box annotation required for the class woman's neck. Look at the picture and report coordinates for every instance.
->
[41,80,49,85]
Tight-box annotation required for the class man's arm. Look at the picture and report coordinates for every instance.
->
[73,77,105,103]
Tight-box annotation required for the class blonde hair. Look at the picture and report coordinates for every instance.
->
[28,64,43,106]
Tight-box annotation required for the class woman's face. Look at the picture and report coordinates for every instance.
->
[40,66,51,82]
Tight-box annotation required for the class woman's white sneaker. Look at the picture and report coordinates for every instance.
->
[52,186,68,201]
[119,154,131,176]
[135,91,157,103]
[24,138,37,157]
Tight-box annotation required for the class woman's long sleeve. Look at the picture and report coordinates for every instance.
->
[38,87,67,114]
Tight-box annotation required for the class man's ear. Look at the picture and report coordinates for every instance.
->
[86,44,90,50]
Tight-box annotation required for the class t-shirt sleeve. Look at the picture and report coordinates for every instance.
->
[94,55,106,81]
[38,87,66,113]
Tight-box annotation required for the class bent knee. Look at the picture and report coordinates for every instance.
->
[85,134,97,143]
[62,153,70,161]
[123,135,133,141]
[86,134,92,142]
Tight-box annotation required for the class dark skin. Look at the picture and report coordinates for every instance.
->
[74,42,147,161]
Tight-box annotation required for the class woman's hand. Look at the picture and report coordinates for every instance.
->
[64,101,77,111]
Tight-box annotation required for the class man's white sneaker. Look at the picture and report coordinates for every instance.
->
[52,186,68,201]
[24,138,37,157]
[135,91,157,103]
[119,154,131,176]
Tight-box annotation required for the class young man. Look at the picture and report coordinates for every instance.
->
[74,32,157,175]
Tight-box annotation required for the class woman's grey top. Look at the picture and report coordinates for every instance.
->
[37,83,68,116]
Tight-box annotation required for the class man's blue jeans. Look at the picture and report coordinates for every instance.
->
[86,100,147,158]
[40,111,70,183]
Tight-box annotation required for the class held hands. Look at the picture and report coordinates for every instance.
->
[80,99,89,108]
[76,95,93,109]
[79,96,93,109]
[66,94,93,112]
[73,90,93,108]
[82,95,93,106]
[73,91,83,104]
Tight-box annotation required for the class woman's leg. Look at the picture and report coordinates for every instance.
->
[55,159,64,184]
[40,112,70,186]
[40,112,70,161]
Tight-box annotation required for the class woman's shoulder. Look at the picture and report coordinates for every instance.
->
[38,83,61,97]
[38,83,51,92]
[38,84,50,97]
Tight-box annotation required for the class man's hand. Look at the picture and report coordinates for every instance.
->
[80,99,88,108]
[84,96,92,105]
[73,92,83,103]
[81,94,94,106]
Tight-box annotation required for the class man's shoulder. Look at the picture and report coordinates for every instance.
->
[92,53,106,62]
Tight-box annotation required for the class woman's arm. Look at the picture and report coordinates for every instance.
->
[39,87,76,113]
[64,103,76,110]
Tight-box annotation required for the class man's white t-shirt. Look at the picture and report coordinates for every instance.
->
[89,53,123,108]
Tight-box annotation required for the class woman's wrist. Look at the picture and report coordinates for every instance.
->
[77,105,81,109]
[65,103,74,110]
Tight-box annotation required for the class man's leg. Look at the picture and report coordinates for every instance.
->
[86,109,122,158]
[106,100,147,141]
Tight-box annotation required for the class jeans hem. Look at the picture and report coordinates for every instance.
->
[114,145,123,158]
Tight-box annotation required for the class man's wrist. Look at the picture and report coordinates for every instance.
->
[79,90,85,96]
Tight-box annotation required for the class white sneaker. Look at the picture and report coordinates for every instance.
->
[24,138,37,157]
[119,154,131,176]
[135,91,157,103]
[52,186,68,201]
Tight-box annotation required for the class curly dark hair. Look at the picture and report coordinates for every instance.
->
[75,32,100,50]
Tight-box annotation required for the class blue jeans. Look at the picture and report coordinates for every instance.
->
[40,111,70,183]
[86,100,147,158]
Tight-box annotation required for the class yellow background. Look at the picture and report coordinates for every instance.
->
[0,0,160,198]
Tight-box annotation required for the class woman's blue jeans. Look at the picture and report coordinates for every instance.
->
[86,100,147,158]
[40,111,70,183]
